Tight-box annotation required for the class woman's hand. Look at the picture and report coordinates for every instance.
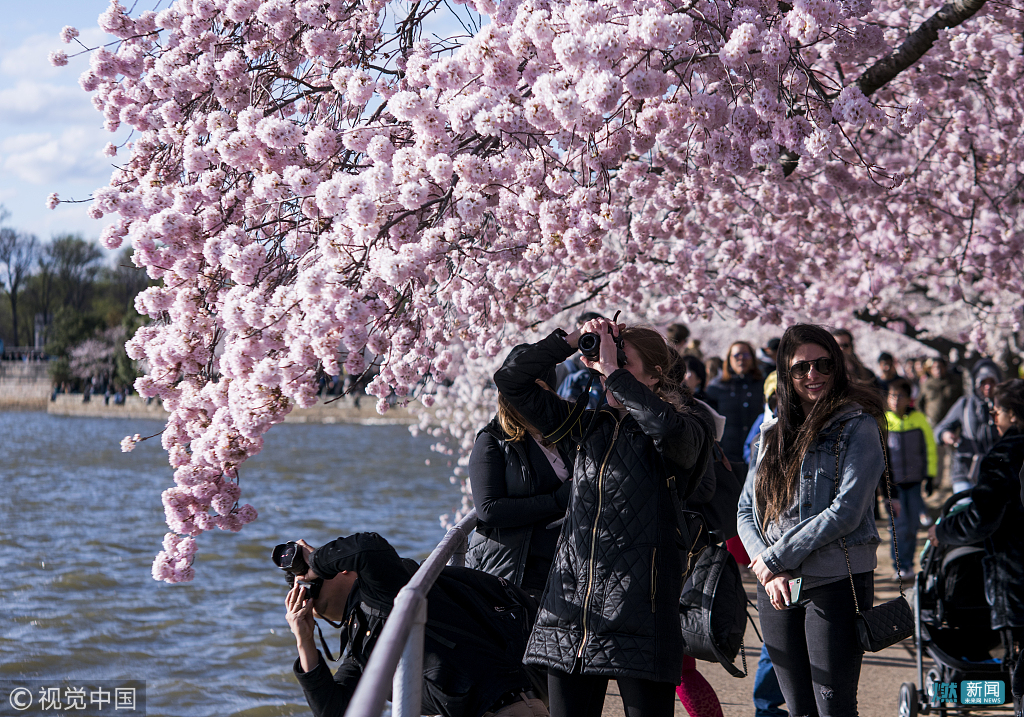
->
[927,525,939,544]
[578,317,625,377]
[765,573,795,611]
[750,554,775,586]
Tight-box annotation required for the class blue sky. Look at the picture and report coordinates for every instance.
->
[0,1,141,242]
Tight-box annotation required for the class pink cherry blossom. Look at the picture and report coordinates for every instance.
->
[66,0,1024,582]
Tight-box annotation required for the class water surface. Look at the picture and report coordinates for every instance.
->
[0,411,458,716]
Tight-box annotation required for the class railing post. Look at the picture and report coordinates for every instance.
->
[392,591,427,717]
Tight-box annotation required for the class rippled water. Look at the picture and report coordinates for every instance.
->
[0,411,459,716]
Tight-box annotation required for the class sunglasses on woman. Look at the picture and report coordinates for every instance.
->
[789,357,836,379]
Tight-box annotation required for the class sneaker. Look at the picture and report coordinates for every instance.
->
[898,569,915,580]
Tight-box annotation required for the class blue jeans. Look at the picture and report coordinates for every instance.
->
[754,644,787,717]
[891,481,925,573]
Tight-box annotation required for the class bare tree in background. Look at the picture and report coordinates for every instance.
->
[0,209,39,348]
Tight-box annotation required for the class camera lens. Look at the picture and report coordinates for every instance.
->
[272,542,297,569]
[578,332,600,359]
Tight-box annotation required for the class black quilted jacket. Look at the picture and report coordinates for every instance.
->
[494,332,713,683]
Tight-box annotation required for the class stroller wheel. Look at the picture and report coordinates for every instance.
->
[900,683,919,717]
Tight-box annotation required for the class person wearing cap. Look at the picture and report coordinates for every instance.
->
[935,358,1002,494]
[282,532,548,717]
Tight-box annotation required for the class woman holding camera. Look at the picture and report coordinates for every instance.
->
[737,324,886,717]
[494,317,714,717]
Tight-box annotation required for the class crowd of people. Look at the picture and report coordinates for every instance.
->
[277,315,1024,717]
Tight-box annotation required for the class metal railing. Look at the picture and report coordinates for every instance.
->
[344,509,479,717]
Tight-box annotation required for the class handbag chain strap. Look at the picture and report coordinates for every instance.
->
[834,420,905,617]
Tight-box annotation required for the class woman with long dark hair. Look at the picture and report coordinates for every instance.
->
[737,324,886,717]
[495,317,713,717]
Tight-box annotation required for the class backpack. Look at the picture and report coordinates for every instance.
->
[679,541,754,677]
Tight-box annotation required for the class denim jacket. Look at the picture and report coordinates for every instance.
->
[737,404,884,577]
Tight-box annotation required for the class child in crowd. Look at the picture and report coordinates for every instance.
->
[885,377,937,578]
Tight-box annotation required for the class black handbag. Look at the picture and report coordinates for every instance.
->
[835,423,915,653]
[854,592,915,652]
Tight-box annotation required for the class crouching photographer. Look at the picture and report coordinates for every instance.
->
[276,531,548,717]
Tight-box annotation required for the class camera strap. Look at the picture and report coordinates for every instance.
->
[315,620,337,662]
[543,374,593,444]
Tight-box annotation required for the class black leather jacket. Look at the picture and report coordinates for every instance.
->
[466,418,572,591]
[494,332,713,682]
[294,532,537,717]
[936,429,1024,629]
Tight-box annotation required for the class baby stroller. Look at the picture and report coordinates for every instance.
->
[899,491,1020,717]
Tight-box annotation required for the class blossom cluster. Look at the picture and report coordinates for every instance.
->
[64,0,1024,580]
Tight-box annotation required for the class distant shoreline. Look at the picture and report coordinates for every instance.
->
[0,393,420,425]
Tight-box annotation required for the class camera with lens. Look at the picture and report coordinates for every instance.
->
[272,541,323,599]
[578,328,627,369]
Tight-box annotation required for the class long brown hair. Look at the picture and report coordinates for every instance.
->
[756,324,885,530]
[620,326,692,407]
[497,392,530,442]
[721,340,763,382]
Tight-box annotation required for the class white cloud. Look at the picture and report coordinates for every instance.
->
[0,33,65,80]
[0,28,106,80]
[1,126,113,186]
[0,80,97,124]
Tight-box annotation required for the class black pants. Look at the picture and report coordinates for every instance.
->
[757,573,873,717]
[547,667,675,717]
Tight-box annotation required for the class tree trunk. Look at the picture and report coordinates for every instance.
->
[7,291,18,348]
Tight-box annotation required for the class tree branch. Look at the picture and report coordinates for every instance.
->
[856,0,989,97]
[853,308,966,359]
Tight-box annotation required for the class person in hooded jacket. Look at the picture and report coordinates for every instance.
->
[929,379,1024,714]
[935,358,1002,494]
[467,376,574,599]
[494,317,714,717]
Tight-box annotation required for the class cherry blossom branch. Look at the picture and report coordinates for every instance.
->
[856,0,990,97]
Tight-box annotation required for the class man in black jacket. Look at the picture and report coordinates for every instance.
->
[282,532,547,717]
